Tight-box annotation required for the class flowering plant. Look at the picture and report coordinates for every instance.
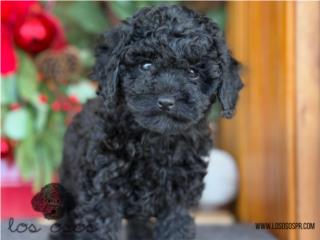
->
[1,1,99,189]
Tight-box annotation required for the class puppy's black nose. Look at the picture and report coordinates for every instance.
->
[158,96,175,110]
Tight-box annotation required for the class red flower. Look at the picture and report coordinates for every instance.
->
[1,23,17,75]
[1,1,67,76]
[1,1,37,75]
[51,101,61,112]
[9,103,21,111]
[61,101,72,112]
[38,94,48,104]
[68,95,80,104]
[1,1,38,24]
[1,137,15,166]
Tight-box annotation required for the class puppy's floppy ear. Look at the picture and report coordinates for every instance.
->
[218,49,243,118]
[213,33,243,119]
[91,23,133,108]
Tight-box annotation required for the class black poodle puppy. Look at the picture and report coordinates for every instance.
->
[54,5,242,240]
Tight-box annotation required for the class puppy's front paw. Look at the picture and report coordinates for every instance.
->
[154,213,196,240]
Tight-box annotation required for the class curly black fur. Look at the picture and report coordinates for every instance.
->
[52,5,242,240]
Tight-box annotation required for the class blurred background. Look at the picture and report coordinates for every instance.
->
[1,1,319,240]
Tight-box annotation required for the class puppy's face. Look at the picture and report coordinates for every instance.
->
[93,6,243,134]
[120,42,217,134]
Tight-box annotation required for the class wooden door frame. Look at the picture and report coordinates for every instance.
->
[220,2,320,240]
[296,2,320,240]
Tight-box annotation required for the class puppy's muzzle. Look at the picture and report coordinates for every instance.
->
[157,96,175,111]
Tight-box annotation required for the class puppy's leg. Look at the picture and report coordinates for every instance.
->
[50,197,122,240]
[154,208,196,240]
[127,218,153,240]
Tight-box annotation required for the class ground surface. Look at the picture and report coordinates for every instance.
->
[2,219,276,240]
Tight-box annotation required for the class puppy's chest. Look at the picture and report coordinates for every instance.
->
[119,142,208,217]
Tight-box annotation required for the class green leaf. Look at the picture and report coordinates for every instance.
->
[33,148,42,191]
[72,2,108,33]
[1,106,8,128]
[136,1,177,8]
[54,2,108,34]
[136,1,152,8]
[3,107,33,140]
[35,104,49,133]
[66,81,96,103]
[53,2,102,48]
[1,75,18,104]
[16,133,59,189]
[39,112,65,172]
[110,1,137,20]
[16,136,36,181]
[16,51,38,102]
[110,1,179,20]
[207,7,226,30]
[46,133,63,168]
[31,96,49,133]
[37,144,53,186]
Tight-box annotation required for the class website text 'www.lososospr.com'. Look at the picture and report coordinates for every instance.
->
[255,222,315,230]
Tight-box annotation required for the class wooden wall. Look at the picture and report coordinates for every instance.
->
[296,2,320,240]
[219,2,320,240]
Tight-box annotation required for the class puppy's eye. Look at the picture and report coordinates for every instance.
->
[140,62,153,71]
[188,69,199,80]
